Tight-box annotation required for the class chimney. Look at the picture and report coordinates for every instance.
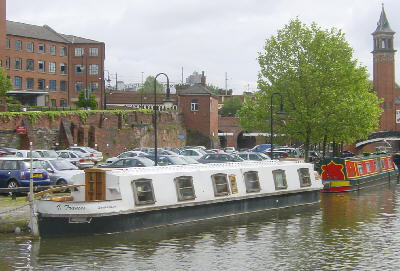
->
[0,0,6,53]
[201,71,206,86]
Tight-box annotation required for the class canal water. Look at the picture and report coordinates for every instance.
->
[1,184,400,271]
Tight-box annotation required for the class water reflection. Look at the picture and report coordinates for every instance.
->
[1,185,400,270]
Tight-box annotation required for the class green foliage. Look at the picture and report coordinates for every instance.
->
[220,96,243,116]
[206,84,232,95]
[175,84,191,90]
[186,130,210,148]
[137,76,165,94]
[76,90,98,110]
[238,18,382,160]
[0,68,12,97]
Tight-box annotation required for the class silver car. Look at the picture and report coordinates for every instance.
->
[57,150,95,169]
[33,158,83,187]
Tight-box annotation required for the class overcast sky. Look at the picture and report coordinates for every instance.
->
[6,0,400,93]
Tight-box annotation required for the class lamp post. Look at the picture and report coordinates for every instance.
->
[270,93,285,159]
[154,73,173,166]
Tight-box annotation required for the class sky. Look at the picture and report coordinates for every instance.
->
[6,0,400,94]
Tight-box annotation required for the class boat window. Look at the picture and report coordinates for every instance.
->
[374,159,380,172]
[298,168,311,187]
[174,176,196,201]
[212,173,230,196]
[357,163,364,175]
[273,169,287,190]
[244,171,261,193]
[365,162,371,173]
[132,179,156,205]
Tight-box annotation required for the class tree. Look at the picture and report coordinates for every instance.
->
[0,67,12,97]
[137,76,165,94]
[76,90,98,109]
[207,84,232,95]
[238,18,382,161]
[220,96,243,116]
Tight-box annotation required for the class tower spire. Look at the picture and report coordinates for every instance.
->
[374,3,394,34]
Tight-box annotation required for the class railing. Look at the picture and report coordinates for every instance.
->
[7,105,77,112]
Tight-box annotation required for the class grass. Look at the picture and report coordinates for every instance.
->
[0,194,28,208]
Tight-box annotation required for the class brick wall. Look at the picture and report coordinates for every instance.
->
[0,111,186,157]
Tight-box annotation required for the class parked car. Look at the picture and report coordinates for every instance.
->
[0,147,17,155]
[143,155,189,166]
[198,153,244,164]
[250,144,271,153]
[68,146,103,163]
[267,151,289,160]
[238,152,270,161]
[148,149,177,156]
[0,157,50,192]
[33,158,82,187]
[98,157,154,168]
[105,151,147,164]
[14,150,42,158]
[36,149,60,158]
[57,150,95,169]
[224,147,236,153]
[178,155,200,164]
[180,148,207,161]
[275,147,302,158]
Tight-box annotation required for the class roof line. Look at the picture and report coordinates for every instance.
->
[42,25,70,43]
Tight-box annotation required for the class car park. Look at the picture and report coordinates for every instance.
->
[14,150,42,158]
[143,155,188,166]
[275,147,302,158]
[267,150,289,160]
[198,153,244,164]
[224,147,236,153]
[98,157,154,168]
[36,149,60,158]
[238,152,270,161]
[178,156,200,164]
[250,144,271,153]
[180,148,207,161]
[33,158,82,187]
[67,146,103,163]
[57,150,95,169]
[0,157,50,192]
[105,151,147,164]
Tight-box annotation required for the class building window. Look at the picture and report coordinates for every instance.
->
[60,46,67,56]
[60,99,67,107]
[49,45,56,55]
[89,64,98,75]
[38,44,45,53]
[191,99,199,112]
[26,59,34,71]
[74,82,83,92]
[174,176,196,201]
[132,179,156,205]
[211,173,230,196]
[60,63,67,74]
[26,78,34,90]
[38,79,45,90]
[14,40,22,50]
[60,81,67,92]
[74,64,84,75]
[49,62,56,74]
[298,168,311,187]
[244,171,261,193]
[89,48,98,56]
[5,57,9,69]
[51,99,57,107]
[26,42,34,52]
[89,82,98,91]
[38,61,45,72]
[49,80,56,91]
[14,58,22,70]
[14,76,22,89]
[273,169,287,190]
[75,48,84,56]
[6,39,10,49]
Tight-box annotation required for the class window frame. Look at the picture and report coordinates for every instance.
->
[75,64,84,75]
[74,81,83,92]
[89,64,98,75]
[14,40,22,50]
[132,179,156,205]
[89,47,99,57]
[38,43,45,53]
[6,39,10,49]
[14,58,22,70]
[49,45,56,55]
[26,42,34,52]
[174,176,196,201]
[243,171,261,193]
[48,62,56,74]
[49,80,56,92]
[89,81,99,91]
[38,79,45,90]
[38,61,45,73]
[60,80,67,92]
[60,99,67,107]
[211,173,230,196]
[75,48,84,57]
[26,78,34,90]
[26,59,34,71]
[190,99,199,112]
[273,169,288,190]
[14,76,22,89]
[298,168,311,187]
[60,46,67,56]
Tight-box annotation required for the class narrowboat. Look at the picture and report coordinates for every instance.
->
[320,154,398,192]
[35,160,323,237]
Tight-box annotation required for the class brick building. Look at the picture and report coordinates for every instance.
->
[0,0,105,108]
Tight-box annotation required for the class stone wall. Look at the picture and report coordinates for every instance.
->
[0,111,186,157]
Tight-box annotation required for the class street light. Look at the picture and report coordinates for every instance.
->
[269,92,285,159]
[154,73,173,166]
